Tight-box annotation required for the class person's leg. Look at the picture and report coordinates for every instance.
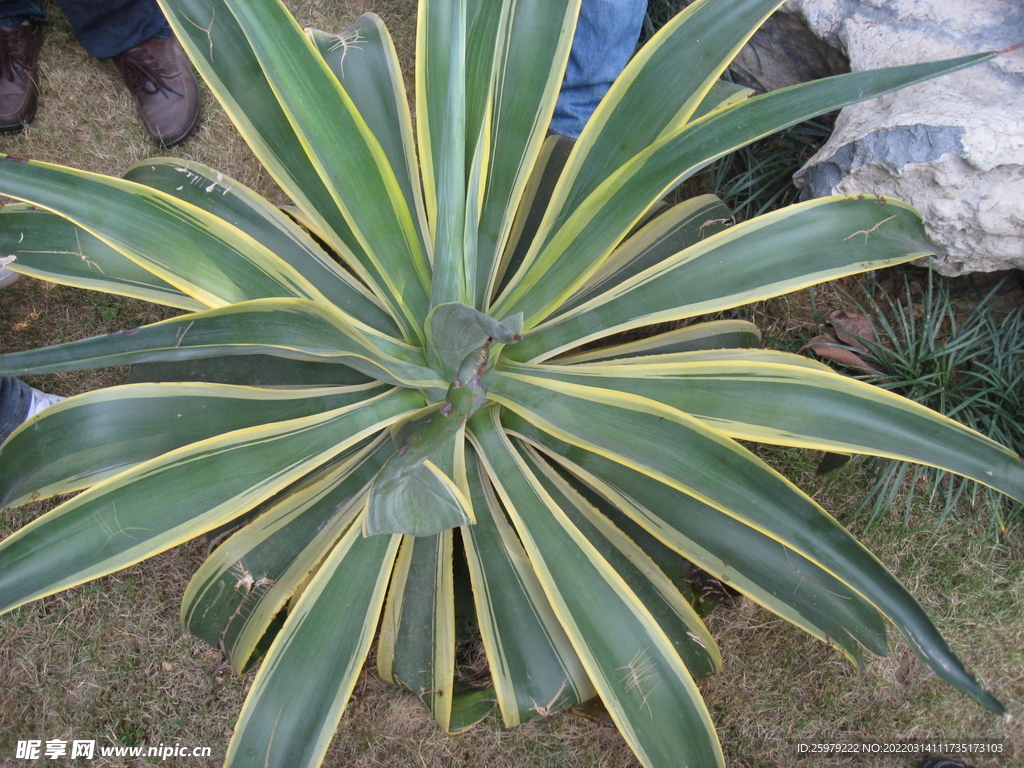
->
[0,375,32,444]
[0,0,47,131]
[0,0,46,27]
[1,267,67,442]
[56,0,167,59]
[0,376,65,443]
[0,255,20,288]
[57,0,200,147]
[551,0,647,139]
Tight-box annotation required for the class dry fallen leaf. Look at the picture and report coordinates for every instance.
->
[799,333,882,375]
[828,310,875,351]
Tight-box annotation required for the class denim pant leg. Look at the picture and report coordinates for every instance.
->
[56,0,170,59]
[0,375,32,443]
[551,0,647,139]
[0,0,47,27]
[0,0,168,57]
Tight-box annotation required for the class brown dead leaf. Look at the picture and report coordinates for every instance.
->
[828,310,875,352]
[799,333,882,375]
[571,695,617,727]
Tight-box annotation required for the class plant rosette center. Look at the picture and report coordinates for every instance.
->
[366,303,523,537]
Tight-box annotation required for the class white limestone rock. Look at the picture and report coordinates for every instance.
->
[787,0,1024,275]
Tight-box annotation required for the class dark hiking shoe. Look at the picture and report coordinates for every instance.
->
[0,21,43,132]
[114,34,200,147]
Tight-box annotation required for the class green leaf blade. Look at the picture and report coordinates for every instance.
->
[309,16,430,260]
[0,299,445,392]
[546,0,782,226]
[461,442,593,726]
[159,0,426,341]
[0,381,389,509]
[0,387,420,615]
[0,156,328,308]
[513,196,938,360]
[485,370,1005,713]
[225,516,400,768]
[0,205,204,311]
[496,53,993,328]
[514,354,1024,501]
[472,411,724,768]
[555,320,761,364]
[505,413,887,666]
[223,0,430,330]
[377,532,461,729]
[123,158,400,336]
[473,0,581,304]
[522,446,722,680]
[182,437,391,673]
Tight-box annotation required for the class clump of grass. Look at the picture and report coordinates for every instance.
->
[707,115,832,221]
[641,0,685,44]
[807,267,1024,537]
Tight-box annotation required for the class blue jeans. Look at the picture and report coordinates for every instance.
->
[0,0,169,59]
[551,0,647,139]
[0,375,31,443]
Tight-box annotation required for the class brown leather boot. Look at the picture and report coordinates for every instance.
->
[114,34,200,148]
[0,21,44,133]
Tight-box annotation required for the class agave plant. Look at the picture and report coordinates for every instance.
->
[0,0,1019,766]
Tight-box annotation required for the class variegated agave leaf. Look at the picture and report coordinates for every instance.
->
[0,1,1015,767]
